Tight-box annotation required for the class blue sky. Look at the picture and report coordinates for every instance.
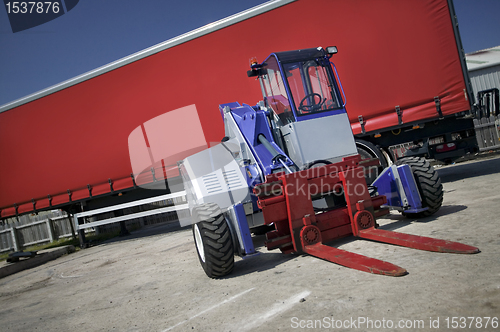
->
[1,0,500,106]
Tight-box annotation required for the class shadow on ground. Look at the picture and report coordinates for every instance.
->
[378,204,467,229]
[99,221,187,246]
[224,251,296,279]
[438,157,500,183]
[219,233,297,279]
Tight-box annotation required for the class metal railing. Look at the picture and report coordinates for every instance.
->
[1,191,191,252]
[73,191,190,232]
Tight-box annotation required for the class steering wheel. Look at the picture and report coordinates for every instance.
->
[299,93,325,113]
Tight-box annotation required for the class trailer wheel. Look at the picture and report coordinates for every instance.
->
[356,139,388,184]
[395,157,443,218]
[192,203,234,278]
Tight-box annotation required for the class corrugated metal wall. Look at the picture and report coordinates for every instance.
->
[469,64,500,97]
[467,47,500,151]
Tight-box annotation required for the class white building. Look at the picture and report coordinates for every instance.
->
[466,46,500,151]
[466,46,500,113]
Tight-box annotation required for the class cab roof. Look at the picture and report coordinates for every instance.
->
[273,47,327,63]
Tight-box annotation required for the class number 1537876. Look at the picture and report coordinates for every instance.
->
[5,2,60,14]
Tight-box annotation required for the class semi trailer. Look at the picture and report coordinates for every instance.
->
[0,0,476,221]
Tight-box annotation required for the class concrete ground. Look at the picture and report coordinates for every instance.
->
[0,156,499,332]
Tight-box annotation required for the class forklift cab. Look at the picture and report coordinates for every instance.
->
[248,47,357,168]
[249,47,345,125]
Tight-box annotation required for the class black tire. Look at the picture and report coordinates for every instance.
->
[395,157,443,218]
[355,139,388,185]
[192,203,234,278]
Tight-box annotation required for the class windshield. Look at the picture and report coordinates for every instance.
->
[283,60,341,116]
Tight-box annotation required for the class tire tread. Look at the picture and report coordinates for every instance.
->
[192,203,234,278]
[395,157,443,218]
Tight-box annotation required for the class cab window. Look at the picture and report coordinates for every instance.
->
[261,56,295,124]
[283,60,341,116]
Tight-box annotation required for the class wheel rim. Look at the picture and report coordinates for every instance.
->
[194,224,205,263]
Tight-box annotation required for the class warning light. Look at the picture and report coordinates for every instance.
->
[250,57,258,66]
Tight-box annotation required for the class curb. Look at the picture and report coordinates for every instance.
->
[0,245,75,279]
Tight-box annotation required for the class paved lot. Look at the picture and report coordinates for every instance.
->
[1,156,499,331]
